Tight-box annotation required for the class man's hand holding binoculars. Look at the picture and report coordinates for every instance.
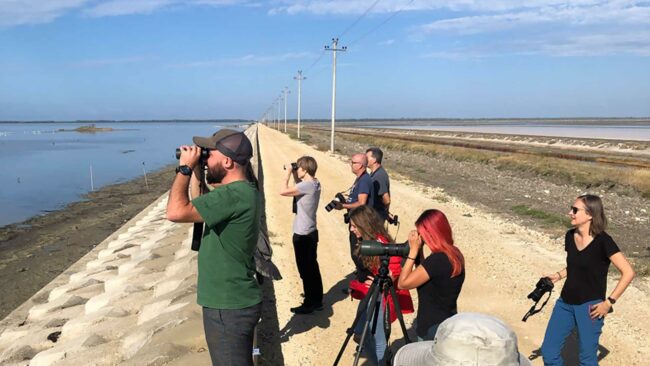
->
[178,145,202,170]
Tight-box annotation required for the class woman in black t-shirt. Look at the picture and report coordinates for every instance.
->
[541,194,635,366]
[398,209,465,341]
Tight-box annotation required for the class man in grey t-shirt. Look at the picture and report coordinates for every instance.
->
[366,147,391,221]
[280,156,324,314]
[294,179,320,235]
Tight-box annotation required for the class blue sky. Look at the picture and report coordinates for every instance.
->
[1,0,649,120]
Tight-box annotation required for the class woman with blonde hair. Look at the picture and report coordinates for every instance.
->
[398,209,465,341]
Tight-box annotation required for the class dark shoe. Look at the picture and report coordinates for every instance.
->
[290,303,323,314]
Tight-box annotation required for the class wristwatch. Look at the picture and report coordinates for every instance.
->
[176,165,192,176]
[607,296,617,304]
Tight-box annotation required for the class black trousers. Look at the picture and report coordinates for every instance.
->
[293,230,323,306]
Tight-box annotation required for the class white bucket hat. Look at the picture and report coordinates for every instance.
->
[393,313,531,366]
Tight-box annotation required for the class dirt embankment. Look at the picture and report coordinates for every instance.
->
[297,125,650,278]
[257,125,649,365]
[0,166,175,319]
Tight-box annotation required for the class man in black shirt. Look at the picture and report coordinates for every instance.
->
[365,147,390,221]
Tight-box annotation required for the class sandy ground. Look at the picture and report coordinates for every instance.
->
[257,125,649,365]
[0,123,648,365]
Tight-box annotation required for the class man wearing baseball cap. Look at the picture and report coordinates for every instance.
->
[167,129,261,366]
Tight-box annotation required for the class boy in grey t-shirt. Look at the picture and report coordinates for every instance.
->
[294,180,321,235]
[280,156,324,314]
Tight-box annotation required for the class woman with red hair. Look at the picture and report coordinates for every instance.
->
[398,209,465,341]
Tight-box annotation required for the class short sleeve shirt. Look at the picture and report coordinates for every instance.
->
[348,172,375,208]
[560,229,620,305]
[369,166,390,219]
[192,180,262,309]
[416,252,465,338]
[293,180,321,235]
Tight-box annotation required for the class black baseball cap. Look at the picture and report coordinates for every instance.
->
[193,129,253,165]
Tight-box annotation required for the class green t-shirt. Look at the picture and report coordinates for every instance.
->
[191,180,262,309]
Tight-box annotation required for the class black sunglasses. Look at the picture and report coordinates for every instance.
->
[570,206,585,214]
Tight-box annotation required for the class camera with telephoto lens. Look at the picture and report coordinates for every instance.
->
[359,240,409,257]
[528,277,554,302]
[325,192,346,212]
[387,213,399,226]
[175,148,210,162]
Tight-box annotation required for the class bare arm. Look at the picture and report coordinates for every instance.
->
[166,145,204,223]
[342,193,368,210]
[166,174,204,223]
[280,165,302,197]
[398,230,430,290]
[589,251,635,319]
[189,166,202,199]
[545,267,568,283]
[607,252,635,301]
[381,192,390,207]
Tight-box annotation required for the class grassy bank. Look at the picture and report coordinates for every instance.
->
[291,127,650,198]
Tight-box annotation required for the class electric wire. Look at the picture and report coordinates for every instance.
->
[302,0,382,75]
[337,0,382,39]
[348,0,416,48]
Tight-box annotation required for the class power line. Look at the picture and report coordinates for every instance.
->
[348,0,416,47]
[303,0,382,74]
[337,0,382,39]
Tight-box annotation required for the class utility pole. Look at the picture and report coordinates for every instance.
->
[294,70,306,139]
[277,96,281,130]
[283,87,290,133]
[325,38,346,153]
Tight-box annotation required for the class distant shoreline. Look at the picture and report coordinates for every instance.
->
[1,118,649,125]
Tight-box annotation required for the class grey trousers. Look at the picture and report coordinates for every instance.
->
[202,302,262,366]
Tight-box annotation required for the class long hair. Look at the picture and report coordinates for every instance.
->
[577,194,607,236]
[415,209,464,278]
[348,205,393,271]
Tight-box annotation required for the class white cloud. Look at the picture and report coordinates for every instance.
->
[413,2,650,35]
[73,56,149,67]
[0,0,253,26]
[0,0,90,27]
[422,30,650,59]
[409,2,650,57]
[84,0,176,17]
[169,51,315,67]
[83,0,251,17]
[269,0,604,15]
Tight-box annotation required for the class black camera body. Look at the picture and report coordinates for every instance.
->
[387,213,399,226]
[528,277,554,302]
[359,240,409,257]
[284,162,298,171]
[175,148,210,162]
[325,192,346,212]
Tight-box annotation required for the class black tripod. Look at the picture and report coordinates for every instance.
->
[334,256,411,366]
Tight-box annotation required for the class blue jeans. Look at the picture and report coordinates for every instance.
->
[202,302,262,366]
[541,298,604,366]
[417,323,440,341]
[355,297,387,365]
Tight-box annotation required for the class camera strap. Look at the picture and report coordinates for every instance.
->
[522,290,553,322]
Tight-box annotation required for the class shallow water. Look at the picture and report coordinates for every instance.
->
[373,124,650,141]
[0,122,238,227]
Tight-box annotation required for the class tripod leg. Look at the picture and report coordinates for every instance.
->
[333,279,379,366]
[388,282,411,344]
[354,284,382,366]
